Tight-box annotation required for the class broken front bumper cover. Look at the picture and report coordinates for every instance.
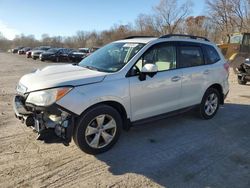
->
[13,95,75,143]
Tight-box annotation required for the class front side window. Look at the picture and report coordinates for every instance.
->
[134,43,176,73]
[79,42,145,72]
[179,46,204,68]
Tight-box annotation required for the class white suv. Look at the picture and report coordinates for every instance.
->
[13,35,229,154]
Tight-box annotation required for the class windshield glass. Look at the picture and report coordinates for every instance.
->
[79,42,145,72]
[230,34,243,44]
[79,49,89,53]
[47,48,60,53]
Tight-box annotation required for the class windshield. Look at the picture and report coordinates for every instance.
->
[47,48,60,53]
[79,49,89,53]
[229,34,243,44]
[40,47,50,51]
[79,42,145,72]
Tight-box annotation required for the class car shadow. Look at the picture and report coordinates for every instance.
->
[36,129,70,146]
[93,103,250,187]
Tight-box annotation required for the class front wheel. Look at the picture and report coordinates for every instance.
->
[73,105,122,154]
[199,88,220,119]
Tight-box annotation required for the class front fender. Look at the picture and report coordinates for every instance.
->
[56,79,131,119]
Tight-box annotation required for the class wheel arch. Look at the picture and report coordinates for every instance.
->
[207,83,224,104]
[78,100,130,131]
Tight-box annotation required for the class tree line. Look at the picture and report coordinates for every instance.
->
[1,0,250,51]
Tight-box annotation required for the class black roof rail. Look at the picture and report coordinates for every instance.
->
[124,36,156,39]
[159,34,210,42]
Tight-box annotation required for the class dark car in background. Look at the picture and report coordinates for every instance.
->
[31,46,51,60]
[18,47,32,55]
[12,47,24,53]
[39,48,74,62]
[68,48,89,62]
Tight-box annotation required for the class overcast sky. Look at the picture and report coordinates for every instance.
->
[0,0,205,40]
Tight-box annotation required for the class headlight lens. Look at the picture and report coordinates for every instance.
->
[26,87,72,106]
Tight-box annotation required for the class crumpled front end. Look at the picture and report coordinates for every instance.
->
[13,87,75,143]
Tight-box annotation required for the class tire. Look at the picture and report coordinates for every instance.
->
[73,105,122,154]
[199,88,220,119]
[238,77,247,85]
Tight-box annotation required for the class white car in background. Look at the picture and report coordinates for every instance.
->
[31,46,50,60]
[13,35,229,154]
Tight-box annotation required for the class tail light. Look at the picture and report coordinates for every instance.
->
[224,62,230,73]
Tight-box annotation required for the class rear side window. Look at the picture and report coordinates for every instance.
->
[179,46,204,68]
[205,45,220,64]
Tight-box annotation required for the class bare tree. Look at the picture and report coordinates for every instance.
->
[206,0,250,41]
[153,0,193,34]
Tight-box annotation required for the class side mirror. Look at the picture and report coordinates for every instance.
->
[139,64,158,81]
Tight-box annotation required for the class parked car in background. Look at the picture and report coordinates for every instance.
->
[13,35,229,154]
[12,47,24,53]
[90,47,99,53]
[26,50,32,58]
[18,47,32,55]
[39,48,74,62]
[68,48,89,62]
[26,47,40,58]
[31,46,50,60]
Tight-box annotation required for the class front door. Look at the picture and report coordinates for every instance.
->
[128,42,182,121]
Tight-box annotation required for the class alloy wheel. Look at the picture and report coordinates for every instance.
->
[204,93,218,116]
[85,114,117,149]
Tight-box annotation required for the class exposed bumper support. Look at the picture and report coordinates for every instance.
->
[13,95,76,144]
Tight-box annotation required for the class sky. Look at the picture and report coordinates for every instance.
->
[0,0,206,40]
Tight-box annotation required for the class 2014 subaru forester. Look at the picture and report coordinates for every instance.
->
[13,34,229,154]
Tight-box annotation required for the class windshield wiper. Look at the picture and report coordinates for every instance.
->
[83,65,102,72]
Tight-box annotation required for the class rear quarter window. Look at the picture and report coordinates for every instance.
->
[204,45,221,64]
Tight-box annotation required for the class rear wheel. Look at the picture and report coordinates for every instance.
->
[199,88,220,119]
[73,105,122,154]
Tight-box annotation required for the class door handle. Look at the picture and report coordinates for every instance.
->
[203,69,210,75]
[171,76,181,82]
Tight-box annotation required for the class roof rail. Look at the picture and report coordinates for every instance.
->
[159,34,210,42]
[124,36,156,39]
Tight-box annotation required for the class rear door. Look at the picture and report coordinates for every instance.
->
[177,42,210,108]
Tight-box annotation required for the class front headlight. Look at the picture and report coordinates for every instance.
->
[26,87,72,106]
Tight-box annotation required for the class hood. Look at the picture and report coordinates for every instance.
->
[32,50,46,54]
[19,64,108,93]
[42,52,55,56]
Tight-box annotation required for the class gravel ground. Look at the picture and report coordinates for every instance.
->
[0,52,249,188]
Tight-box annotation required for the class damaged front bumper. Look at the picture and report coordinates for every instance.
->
[13,95,75,143]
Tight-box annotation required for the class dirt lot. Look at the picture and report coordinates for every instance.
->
[0,52,249,188]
